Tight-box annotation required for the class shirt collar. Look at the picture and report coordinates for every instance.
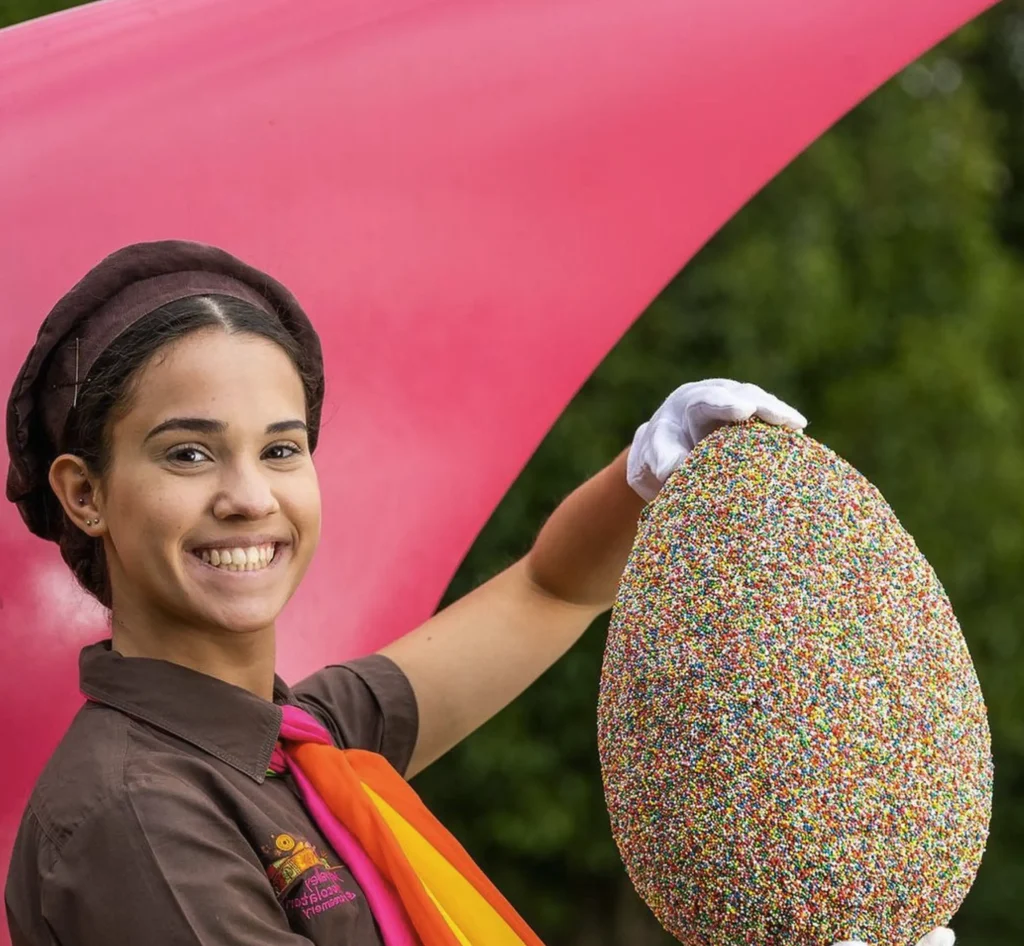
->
[79,640,294,783]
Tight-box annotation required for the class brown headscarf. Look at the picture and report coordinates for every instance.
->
[6,240,324,541]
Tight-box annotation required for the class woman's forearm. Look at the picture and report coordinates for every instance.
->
[525,448,647,611]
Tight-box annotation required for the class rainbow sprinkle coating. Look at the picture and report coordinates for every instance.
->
[598,423,992,946]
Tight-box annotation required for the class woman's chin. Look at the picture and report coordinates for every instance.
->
[190,594,285,636]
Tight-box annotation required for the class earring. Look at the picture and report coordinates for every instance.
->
[85,518,99,527]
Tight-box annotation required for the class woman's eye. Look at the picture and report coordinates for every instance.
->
[263,443,302,461]
[167,446,210,465]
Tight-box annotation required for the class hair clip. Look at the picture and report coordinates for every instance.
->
[50,339,85,403]
[73,337,80,408]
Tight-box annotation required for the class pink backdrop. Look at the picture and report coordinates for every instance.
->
[0,0,996,929]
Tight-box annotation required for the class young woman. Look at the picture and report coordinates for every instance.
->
[3,241,950,946]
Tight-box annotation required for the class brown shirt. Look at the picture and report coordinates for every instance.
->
[4,641,419,946]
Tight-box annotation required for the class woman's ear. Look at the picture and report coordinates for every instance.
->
[49,454,106,536]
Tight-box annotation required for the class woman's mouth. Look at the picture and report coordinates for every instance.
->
[191,543,280,572]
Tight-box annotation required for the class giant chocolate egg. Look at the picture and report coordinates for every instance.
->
[598,423,991,946]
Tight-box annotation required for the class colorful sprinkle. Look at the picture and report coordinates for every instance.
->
[598,423,992,946]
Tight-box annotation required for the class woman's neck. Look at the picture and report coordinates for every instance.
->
[109,611,278,700]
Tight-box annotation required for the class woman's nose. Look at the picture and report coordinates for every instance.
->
[211,462,280,520]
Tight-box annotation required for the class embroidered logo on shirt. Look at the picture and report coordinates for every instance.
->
[263,833,336,895]
[260,833,358,921]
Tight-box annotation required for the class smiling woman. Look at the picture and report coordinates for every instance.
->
[5,240,586,946]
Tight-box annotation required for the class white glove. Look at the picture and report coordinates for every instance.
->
[833,927,954,946]
[626,378,808,502]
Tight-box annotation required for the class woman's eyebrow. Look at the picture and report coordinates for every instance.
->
[144,417,308,442]
[265,420,308,435]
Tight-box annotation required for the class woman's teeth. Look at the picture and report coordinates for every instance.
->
[196,544,277,571]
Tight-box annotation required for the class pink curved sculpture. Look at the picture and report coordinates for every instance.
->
[0,0,995,925]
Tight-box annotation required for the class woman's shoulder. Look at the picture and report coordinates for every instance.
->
[18,701,214,860]
[26,702,133,845]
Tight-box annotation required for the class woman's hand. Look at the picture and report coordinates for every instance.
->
[626,378,807,501]
[833,926,954,946]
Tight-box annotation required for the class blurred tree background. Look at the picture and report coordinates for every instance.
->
[4,1,1022,943]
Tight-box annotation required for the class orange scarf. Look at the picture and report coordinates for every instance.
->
[272,704,546,946]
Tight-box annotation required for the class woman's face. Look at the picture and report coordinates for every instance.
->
[98,328,321,636]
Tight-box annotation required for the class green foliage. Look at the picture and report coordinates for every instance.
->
[5,1,1023,942]
[0,0,84,29]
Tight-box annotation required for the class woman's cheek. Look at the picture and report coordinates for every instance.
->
[289,469,322,528]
